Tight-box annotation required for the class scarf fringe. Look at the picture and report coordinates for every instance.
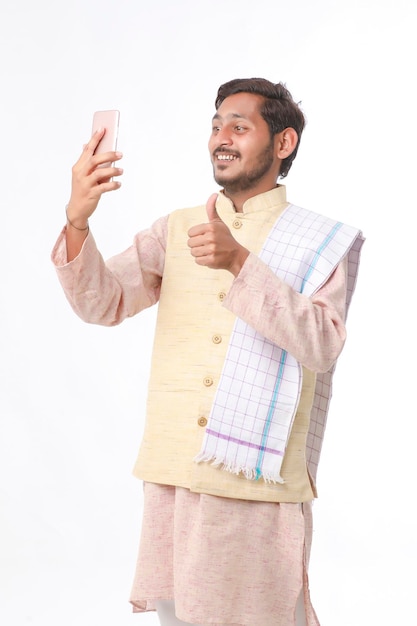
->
[194,452,285,484]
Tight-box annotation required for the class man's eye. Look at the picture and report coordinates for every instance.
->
[235,125,245,132]
[212,126,221,132]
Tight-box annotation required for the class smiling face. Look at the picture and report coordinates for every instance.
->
[208,92,281,199]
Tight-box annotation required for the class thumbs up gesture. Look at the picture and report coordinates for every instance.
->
[187,194,249,276]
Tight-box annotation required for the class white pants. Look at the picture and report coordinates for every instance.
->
[155,600,202,626]
[155,591,307,626]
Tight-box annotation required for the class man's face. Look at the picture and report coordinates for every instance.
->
[208,92,279,194]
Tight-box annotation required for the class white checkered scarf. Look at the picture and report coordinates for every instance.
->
[195,204,364,483]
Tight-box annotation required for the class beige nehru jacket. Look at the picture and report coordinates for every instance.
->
[52,186,348,504]
[133,188,345,503]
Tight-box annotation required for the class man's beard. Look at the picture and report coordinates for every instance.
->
[212,140,275,193]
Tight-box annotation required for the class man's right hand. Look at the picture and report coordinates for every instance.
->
[64,129,123,261]
[66,128,123,226]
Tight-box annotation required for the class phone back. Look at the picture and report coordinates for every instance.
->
[92,110,120,166]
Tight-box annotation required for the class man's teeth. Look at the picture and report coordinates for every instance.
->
[217,154,237,160]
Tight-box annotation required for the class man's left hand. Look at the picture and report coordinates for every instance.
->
[187,194,249,276]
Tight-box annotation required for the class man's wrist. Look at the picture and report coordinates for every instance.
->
[230,248,250,277]
[65,205,89,232]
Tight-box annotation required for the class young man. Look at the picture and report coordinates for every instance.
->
[52,78,364,626]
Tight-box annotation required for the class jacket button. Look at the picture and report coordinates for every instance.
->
[198,417,208,427]
[232,218,242,229]
[203,376,213,387]
[212,334,222,344]
[218,291,226,301]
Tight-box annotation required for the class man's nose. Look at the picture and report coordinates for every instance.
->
[215,127,233,146]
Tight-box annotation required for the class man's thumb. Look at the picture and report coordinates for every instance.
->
[206,193,221,222]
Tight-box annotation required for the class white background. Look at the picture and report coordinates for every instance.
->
[0,1,415,624]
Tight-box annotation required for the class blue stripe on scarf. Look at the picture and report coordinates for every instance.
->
[255,221,343,479]
[255,349,288,478]
[300,222,342,294]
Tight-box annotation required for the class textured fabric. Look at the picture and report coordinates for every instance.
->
[195,204,363,483]
[51,186,351,502]
[129,482,319,626]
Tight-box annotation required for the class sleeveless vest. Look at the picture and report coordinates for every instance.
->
[133,188,364,502]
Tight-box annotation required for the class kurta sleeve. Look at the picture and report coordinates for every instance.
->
[223,253,348,373]
[51,215,168,326]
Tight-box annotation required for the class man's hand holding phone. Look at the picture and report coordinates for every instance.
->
[65,111,123,261]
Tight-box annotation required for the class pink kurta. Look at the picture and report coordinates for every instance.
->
[52,188,348,626]
[129,483,319,626]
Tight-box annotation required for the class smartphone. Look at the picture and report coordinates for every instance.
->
[92,109,120,167]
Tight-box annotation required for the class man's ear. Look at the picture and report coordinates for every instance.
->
[275,127,299,159]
